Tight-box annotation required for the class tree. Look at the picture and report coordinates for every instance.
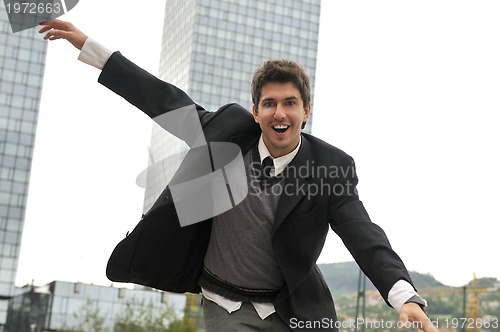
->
[166,318,196,332]
[59,298,108,332]
[113,297,184,332]
[58,295,195,332]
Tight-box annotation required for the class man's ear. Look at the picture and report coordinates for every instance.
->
[301,104,311,129]
[252,105,259,123]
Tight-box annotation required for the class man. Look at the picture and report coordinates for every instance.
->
[39,19,437,331]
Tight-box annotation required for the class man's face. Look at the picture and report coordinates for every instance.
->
[252,82,310,158]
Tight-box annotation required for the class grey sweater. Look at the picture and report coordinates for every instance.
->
[200,147,285,302]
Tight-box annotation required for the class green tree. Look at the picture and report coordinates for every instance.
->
[114,297,185,332]
[166,318,196,332]
[58,295,196,332]
[59,298,109,332]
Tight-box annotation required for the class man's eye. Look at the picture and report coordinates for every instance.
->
[263,102,275,107]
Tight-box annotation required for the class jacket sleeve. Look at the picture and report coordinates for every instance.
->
[328,156,415,306]
[97,51,212,124]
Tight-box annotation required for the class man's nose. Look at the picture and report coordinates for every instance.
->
[274,104,286,119]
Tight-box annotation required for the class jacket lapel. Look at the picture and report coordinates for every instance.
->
[273,136,312,233]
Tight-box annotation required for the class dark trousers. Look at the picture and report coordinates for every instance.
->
[203,297,292,331]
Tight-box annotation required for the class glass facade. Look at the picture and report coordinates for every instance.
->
[5,281,186,332]
[0,8,47,329]
[143,0,321,211]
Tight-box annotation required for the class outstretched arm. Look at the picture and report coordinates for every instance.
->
[38,19,212,130]
[39,19,88,50]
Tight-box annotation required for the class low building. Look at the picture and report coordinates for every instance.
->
[5,281,187,332]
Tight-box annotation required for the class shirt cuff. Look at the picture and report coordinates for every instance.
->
[388,279,428,313]
[77,37,113,70]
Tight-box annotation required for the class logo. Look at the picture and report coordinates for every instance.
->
[136,105,248,227]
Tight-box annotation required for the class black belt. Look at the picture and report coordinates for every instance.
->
[199,266,281,303]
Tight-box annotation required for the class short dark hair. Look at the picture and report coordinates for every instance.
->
[251,59,311,109]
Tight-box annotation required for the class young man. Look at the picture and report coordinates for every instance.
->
[39,20,437,331]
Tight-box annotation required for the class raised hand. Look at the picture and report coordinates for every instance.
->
[39,19,88,50]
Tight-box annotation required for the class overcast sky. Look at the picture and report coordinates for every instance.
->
[13,0,500,290]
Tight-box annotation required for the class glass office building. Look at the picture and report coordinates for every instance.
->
[5,281,186,332]
[0,9,47,329]
[143,0,321,211]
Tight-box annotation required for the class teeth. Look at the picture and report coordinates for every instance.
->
[274,125,289,129]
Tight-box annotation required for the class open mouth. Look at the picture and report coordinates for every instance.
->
[273,124,289,133]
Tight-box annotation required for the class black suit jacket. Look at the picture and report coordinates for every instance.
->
[102,52,415,331]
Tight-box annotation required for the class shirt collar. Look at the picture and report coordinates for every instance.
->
[258,135,301,177]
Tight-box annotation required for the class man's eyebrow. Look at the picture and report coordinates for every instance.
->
[261,97,276,103]
[261,96,298,102]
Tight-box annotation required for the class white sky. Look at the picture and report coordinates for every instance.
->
[14,0,500,290]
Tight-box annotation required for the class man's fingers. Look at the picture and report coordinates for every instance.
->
[412,310,437,332]
[399,303,438,332]
[40,28,66,41]
[38,19,72,34]
[48,35,62,41]
[407,314,437,332]
[38,25,55,34]
[421,317,438,332]
[38,20,87,49]
[39,19,68,28]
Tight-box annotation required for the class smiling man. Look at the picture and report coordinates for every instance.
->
[251,61,311,159]
[253,80,310,158]
[39,19,437,332]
